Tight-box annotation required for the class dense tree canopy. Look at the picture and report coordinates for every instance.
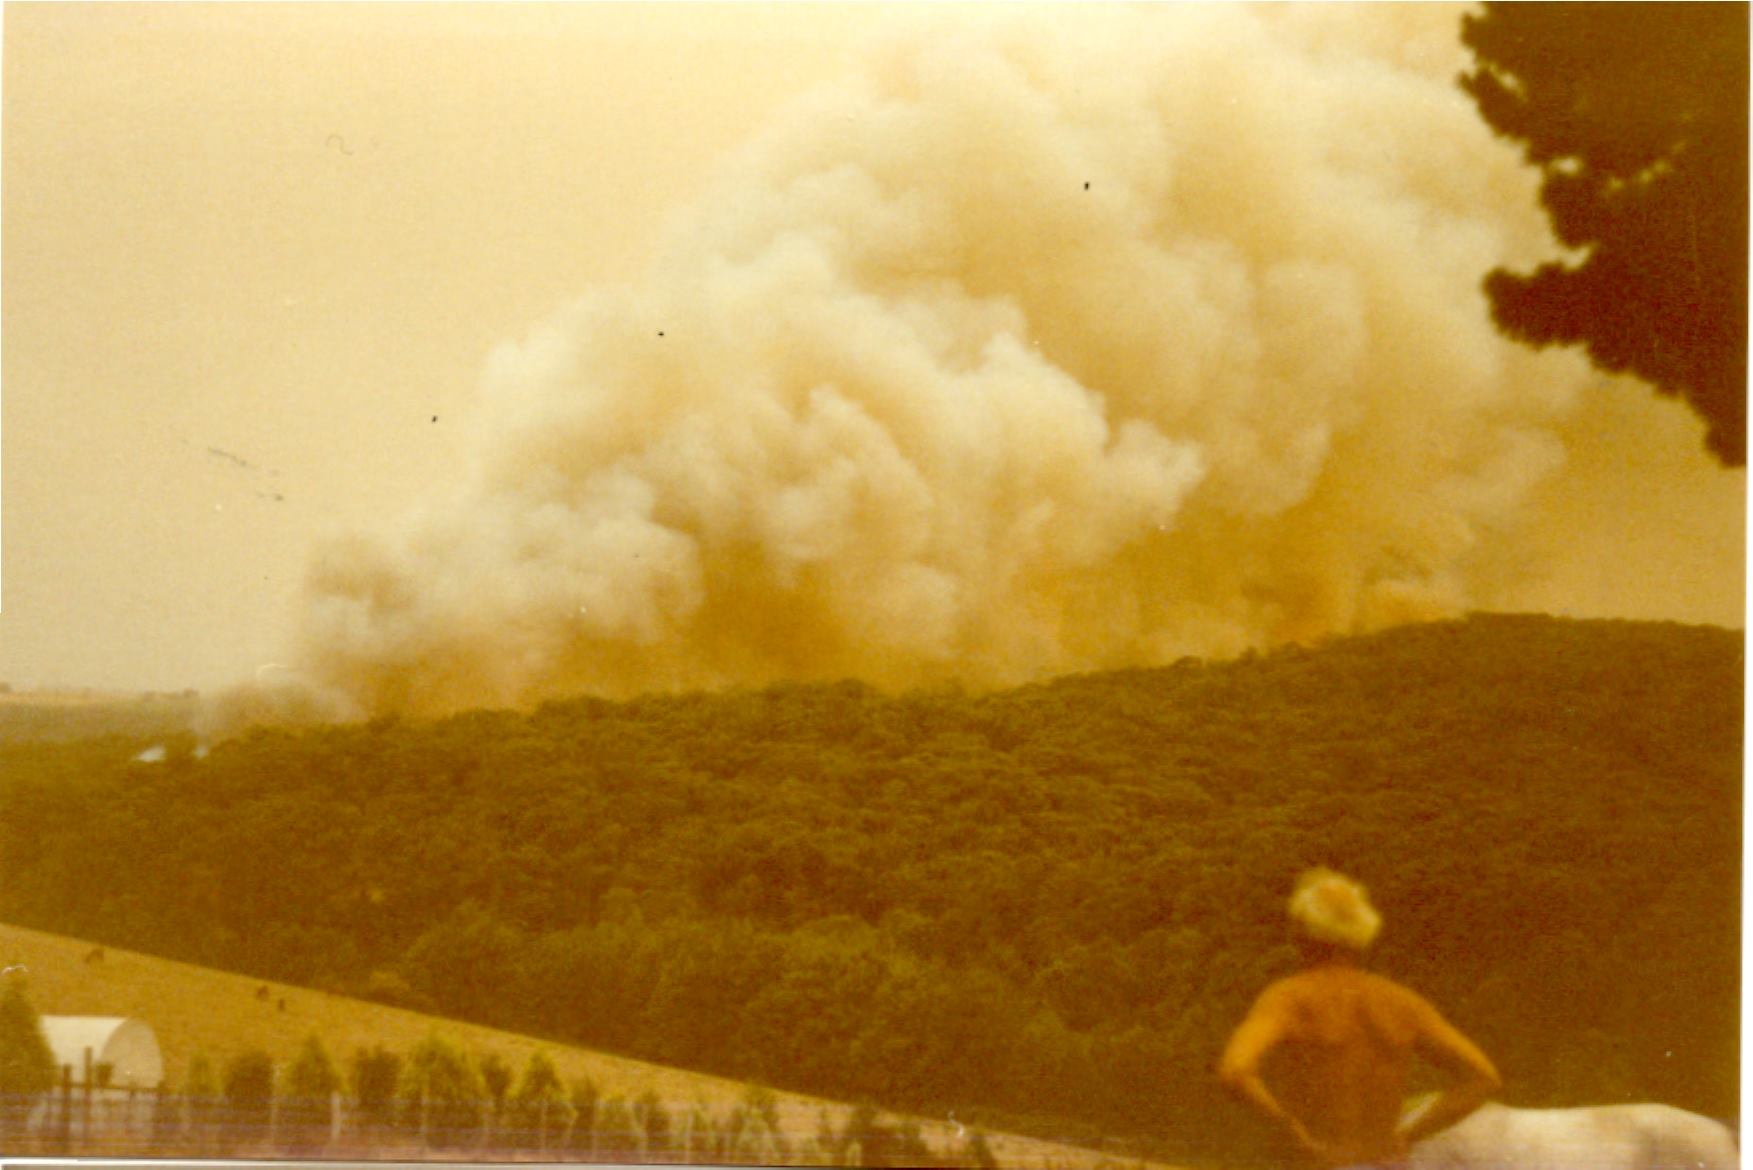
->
[1461,3,1749,464]
[0,616,1740,1166]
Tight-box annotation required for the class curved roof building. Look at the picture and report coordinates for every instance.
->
[38,1016,163,1089]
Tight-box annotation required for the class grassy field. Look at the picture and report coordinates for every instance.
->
[0,920,1165,1168]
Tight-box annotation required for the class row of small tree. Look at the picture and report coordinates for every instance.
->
[0,981,997,1166]
[168,1036,996,1165]
[160,1034,589,1156]
[161,1037,998,1166]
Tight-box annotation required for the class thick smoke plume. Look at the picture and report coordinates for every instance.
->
[283,6,1722,718]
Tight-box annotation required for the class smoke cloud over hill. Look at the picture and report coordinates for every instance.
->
[277,6,1735,718]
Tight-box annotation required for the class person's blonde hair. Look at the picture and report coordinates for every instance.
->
[1287,867,1381,951]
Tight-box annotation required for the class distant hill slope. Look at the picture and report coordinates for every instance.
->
[0,689,197,744]
[0,615,1740,1165]
[0,921,1150,1169]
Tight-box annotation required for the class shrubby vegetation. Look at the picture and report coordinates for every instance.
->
[399,1033,484,1149]
[0,981,56,1145]
[507,1049,573,1152]
[348,1044,401,1141]
[220,1047,275,1150]
[0,616,1739,1164]
[281,1035,339,1152]
[182,1050,219,1154]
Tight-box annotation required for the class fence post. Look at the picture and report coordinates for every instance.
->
[81,1048,93,1151]
[57,1064,72,1152]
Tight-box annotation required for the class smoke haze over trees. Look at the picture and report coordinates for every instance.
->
[1,617,1739,1164]
[255,5,1743,722]
[1460,3,1750,465]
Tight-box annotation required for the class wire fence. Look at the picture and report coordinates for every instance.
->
[1,1084,999,1166]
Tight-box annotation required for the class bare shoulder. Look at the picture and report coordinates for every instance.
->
[1251,968,1438,1020]
[1359,969,1432,1001]
[1356,971,1445,1021]
[1257,970,1327,1004]
[1241,972,1319,1024]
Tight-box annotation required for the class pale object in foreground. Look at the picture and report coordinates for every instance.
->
[1408,1102,1739,1170]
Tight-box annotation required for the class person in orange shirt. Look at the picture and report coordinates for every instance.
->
[1219,868,1502,1169]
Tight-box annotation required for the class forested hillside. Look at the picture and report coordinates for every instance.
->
[0,615,1739,1165]
[0,690,196,744]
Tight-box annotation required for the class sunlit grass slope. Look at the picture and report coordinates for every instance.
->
[0,920,1165,1169]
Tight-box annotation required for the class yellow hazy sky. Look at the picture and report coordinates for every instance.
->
[3,3,910,690]
[2,4,1744,696]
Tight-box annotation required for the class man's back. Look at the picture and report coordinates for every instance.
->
[1252,967,1431,1162]
[1219,871,1500,1169]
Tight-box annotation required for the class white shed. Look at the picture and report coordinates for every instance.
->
[31,1016,164,1143]
[39,1016,163,1088]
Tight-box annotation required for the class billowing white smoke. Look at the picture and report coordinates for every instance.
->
[289,6,1675,716]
